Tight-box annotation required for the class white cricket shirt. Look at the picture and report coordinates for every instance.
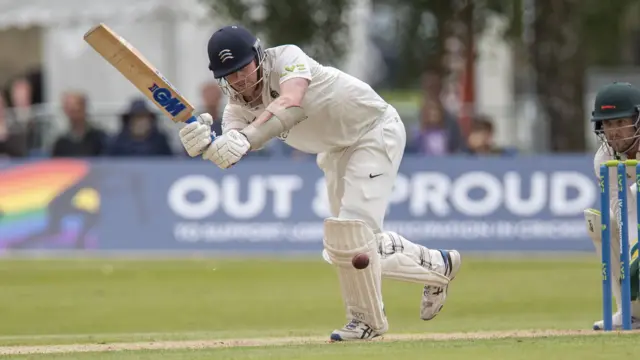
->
[222,45,389,154]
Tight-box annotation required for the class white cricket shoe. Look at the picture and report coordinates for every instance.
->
[330,319,388,342]
[593,310,640,330]
[420,249,462,321]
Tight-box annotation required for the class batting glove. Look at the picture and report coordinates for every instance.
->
[179,113,215,157]
[202,129,250,169]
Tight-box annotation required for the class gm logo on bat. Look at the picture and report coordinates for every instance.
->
[148,83,186,117]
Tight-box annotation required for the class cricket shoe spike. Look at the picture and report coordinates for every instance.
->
[593,310,640,330]
[421,250,462,321]
[330,319,388,342]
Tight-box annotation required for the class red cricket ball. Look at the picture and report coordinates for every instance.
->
[352,253,370,269]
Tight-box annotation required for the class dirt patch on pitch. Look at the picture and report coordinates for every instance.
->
[0,329,637,355]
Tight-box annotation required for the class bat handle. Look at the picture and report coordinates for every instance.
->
[185,116,216,140]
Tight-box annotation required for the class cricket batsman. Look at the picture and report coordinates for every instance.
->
[178,25,461,341]
[586,81,640,330]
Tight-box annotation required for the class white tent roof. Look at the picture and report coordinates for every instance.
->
[0,0,212,30]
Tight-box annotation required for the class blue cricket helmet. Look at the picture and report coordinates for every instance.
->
[207,25,263,79]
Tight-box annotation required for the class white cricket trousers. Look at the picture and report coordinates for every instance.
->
[316,105,406,232]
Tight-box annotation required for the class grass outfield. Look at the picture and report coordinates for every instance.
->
[0,255,627,359]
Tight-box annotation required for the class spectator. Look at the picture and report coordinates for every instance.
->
[9,76,35,140]
[9,75,48,154]
[105,98,173,157]
[0,94,27,158]
[52,91,106,157]
[466,115,513,156]
[406,98,466,155]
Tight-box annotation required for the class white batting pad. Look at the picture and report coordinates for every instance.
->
[380,253,450,286]
[585,208,622,311]
[323,217,387,331]
[321,241,450,286]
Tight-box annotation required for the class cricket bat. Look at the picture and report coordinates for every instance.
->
[83,23,198,125]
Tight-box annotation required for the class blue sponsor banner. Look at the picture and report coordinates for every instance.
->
[0,155,600,253]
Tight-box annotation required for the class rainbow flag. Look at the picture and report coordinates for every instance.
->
[0,160,93,248]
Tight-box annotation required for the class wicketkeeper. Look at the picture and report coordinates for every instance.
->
[586,81,640,330]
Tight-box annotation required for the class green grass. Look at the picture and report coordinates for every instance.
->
[0,255,615,359]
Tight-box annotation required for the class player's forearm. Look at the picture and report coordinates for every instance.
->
[253,96,301,126]
[241,98,307,150]
[250,78,308,127]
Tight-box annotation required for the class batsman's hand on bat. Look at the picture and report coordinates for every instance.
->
[202,129,250,169]
[179,113,215,157]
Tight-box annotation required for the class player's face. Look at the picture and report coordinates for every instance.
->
[602,117,638,152]
[226,60,261,97]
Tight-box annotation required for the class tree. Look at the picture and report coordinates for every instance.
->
[485,0,639,67]
[204,0,351,66]
[484,0,640,152]
[580,0,639,67]
[530,0,586,152]
[369,0,458,89]
[206,0,640,152]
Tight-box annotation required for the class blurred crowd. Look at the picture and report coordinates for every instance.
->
[0,71,516,161]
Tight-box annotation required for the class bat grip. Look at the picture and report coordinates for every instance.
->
[185,116,216,140]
